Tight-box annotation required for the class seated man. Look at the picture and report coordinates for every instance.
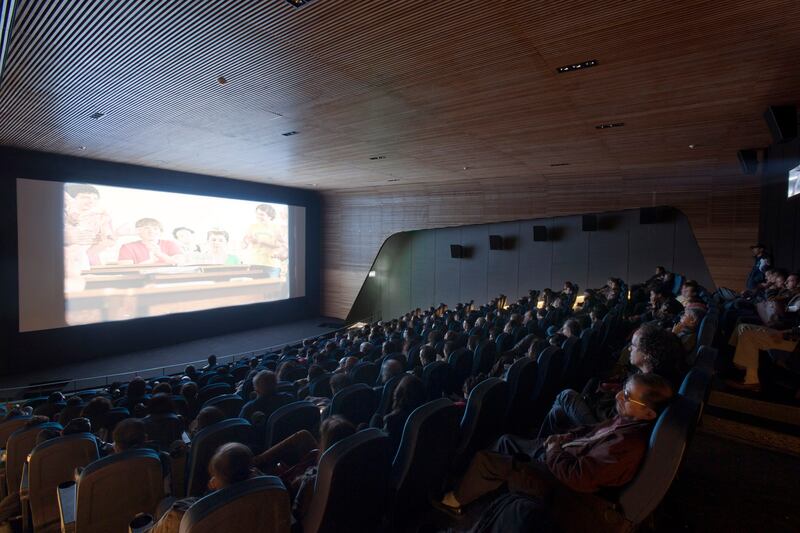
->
[239,370,294,422]
[538,324,681,438]
[441,373,673,510]
[672,307,704,353]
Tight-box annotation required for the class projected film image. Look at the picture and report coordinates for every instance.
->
[789,164,800,199]
[63,183,292,326]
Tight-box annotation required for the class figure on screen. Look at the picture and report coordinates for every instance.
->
[173,226,201,260]
[201,229,241,265]
[118,218,185,265]
[243,204,284,276]
[64,183,115,269]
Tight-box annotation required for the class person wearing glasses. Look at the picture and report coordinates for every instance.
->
[439,373,674,512]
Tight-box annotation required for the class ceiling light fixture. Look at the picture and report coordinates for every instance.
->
[556,59,598,73]
[387,178,400,182]
[281,131,299,136]
[369,155,386,160]
[89,112,105,119]
[549,163,569,167]
[595,122,624,129]
[217,76,228,85]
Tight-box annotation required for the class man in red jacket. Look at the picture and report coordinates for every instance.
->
[441,373,674,509]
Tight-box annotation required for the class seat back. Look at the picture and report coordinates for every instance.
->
[578,328,600,388]
[0,416,31,448]
[617,396,700,524]
[349,362,379,385]
[76,448,164,533]
[390,399,460,522]
[447,348,473,394]
[495,332,514,353]
[265,401,321,448]
[6,422,62,494]
[373,375,403,422]
[302,429,392,533]
[105,407,131,433]
[694,346,718,376]
[202,394,245,419]
[328,384,377,427]
[503,357,538,435]
[185,419,255,497]
[283,365,309,383]
[179,476,291,533]
[678,368,711,409]
[422,361,450,400]
[530,346,565,427]
[559,336,582,390]
[308,373,333,398]
[472,340,497,375]
[171,395,190,418]
[142,413,184,450]
[197,383,233,405]
[29,433,98,531]
[454,378,509,472]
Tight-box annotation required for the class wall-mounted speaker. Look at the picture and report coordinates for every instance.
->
[450,244,464,259]
[533,225,548,241]
[737,149,759,175]
[582,214,598,232]
[489,235,504,250]
[763,105,797,144]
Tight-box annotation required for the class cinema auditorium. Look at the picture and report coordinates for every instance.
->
[1,1,799,532]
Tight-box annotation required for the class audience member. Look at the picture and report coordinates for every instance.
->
[239,370,294,422]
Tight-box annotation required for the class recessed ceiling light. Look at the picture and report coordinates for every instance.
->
[549,163,569,167]
[557,59,598,73]
[281,131,299,136]
[217,76,228,85]
[89,112,104,119]
[387,178,400,182]
[285,0,316,7]
[688,144,696,149]
[369,155,386,160]
[595,122,624,129]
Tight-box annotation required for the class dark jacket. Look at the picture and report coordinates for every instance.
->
[545,416,651,493]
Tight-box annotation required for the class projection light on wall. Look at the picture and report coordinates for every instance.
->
[368,270,377,278]
[789,164,800,199]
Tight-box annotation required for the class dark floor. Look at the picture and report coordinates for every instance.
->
[656,430,800,532]
[0,316,343,397]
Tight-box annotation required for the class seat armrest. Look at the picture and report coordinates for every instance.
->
[57,481,77,533]
[20,461,29,495]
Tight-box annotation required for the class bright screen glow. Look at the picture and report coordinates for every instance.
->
[789,164,800,198]
[17,179,306,332]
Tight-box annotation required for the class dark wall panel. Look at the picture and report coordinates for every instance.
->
[349,208,714,321]
[410,231,436,310]
[760,138,800,272]
[488,222,521,299]
[434,228,461,307]
[459,225,489,305]
[551,216,589,290]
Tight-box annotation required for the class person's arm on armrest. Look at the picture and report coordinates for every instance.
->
[544,436,647,493]
[57,481,77,533]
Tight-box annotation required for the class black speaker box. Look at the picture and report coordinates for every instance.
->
[582,214,598,232]
[489,235,504,250]
[450,244,464,258]
[737,149,758,175]
[533,226,547,241]
[763,105,797,144]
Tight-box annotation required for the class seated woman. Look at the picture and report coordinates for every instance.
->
[382,375,427,454]
[251,416,356,521]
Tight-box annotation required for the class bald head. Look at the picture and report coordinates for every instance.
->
[381,359,404,383]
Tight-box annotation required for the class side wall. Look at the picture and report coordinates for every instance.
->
[760,137,800,269]
[347,208,713,322]
[0,148,321,375]
[322,174,760,319]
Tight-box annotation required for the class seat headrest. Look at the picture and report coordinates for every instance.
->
[80,447,160,479]
[182,475,287,525]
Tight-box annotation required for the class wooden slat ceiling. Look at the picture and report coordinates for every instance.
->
[0,0,798,189]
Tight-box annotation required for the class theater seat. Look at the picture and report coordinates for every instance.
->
[201,394,245,419]
[105,407,131,434]
[447,348,473,394]
[58,448,165,533]
[308,373,333,398]
[693,346,718,376]
[370,374,403,428]
[422,361,450,400]
[0,415,32,448]
[503,357,538,435]
[28,433,99,533]
[265,401,321,448]
[553,395,701,532]
[453,377,509,473]
[529,346,565,429]
[679,368,711,412]
[142,413,184,450]
[472,340,497,375]
[302,428,392,533]
[327,383,377,427]
[179,476,291,533]
[185,418,255,497]
[197,383,233,405]
[560,336,582,390]
[5,422,62,496]
[349,362,379,385]
[389,399,460,527]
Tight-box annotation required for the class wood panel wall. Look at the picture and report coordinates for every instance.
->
[321,173,760,319]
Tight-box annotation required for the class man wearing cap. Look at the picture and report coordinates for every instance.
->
[746,243,772,291]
